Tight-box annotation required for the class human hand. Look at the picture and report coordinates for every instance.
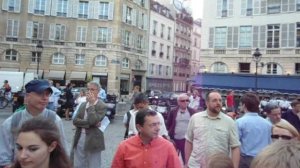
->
[86,91,97,104]
[95,121,101,127]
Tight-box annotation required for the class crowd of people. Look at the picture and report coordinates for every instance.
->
[0,79,300,168]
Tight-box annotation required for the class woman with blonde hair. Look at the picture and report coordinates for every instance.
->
[251,139,300,168]
[271,121,299,141]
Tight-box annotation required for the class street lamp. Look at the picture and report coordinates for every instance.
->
[252,48,262,91]
[35,41,43,79]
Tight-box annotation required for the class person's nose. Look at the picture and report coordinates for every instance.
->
[19,149,28,159]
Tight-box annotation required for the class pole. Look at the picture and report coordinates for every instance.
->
[255,61,258,91]
[36,52,39,79]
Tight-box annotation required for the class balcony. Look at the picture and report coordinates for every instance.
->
[97,44,107,48]
[76,43,86,47]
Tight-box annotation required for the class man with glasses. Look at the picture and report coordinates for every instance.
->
[166,93,196,164]
[71,81,107,168]
[0,79,67,168]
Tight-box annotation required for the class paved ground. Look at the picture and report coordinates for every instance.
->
[0,103,131,168]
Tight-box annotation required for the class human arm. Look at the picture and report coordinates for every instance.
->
[55,116,69,154]
[0,118,14,167]
[111,144,125,168]
[166,142,182,168]
[184,140,193,167]
[231,146,240,168]
[158,112,169,138]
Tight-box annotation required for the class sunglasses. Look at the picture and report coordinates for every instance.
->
[271,134,292,140]
[179,99,189,102]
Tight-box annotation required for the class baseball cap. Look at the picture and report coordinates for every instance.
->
[25,79,53,94]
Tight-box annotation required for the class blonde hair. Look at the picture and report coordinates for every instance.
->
[207,153,233,168]
[274,121,299,138]
[251,140,300,168]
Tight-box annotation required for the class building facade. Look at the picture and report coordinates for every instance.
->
[0,0,150,95]
[147,0,175,92]
[190,19,202,76]
[173,10,193,92]
[201,0,300,76]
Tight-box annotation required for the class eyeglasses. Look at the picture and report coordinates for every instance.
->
[271,134,292,140]
[87,88,98,92]
[179,99,189,102]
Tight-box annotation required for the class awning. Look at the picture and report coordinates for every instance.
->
[0,68,19,72]
[92,72,107,76]
[26,69,43,78]
[69,71,86,80]
[120,74,130,80]
[48,70,65,80]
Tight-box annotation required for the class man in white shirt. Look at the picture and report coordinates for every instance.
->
[128,93,169,139]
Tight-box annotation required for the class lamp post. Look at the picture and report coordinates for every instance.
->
[35,41,43,79]
[252,48,262,91]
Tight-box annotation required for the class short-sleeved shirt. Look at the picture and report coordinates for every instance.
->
[185,111,240,168]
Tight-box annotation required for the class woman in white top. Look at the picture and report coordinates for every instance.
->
[72,89,87,120]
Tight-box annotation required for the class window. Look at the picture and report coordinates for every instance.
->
[34,0,46,14]
[52,53,65,64]
[161,24,165,38]
[297,0,300,11]
[152,41,156,56]
[98,27,108,42]
[125,6,132,24]
[167,27,171,40]
[296,63,300,74]
[76,26,87,42]
[267,24,280,48]
[78,1,88,18]
[75,54,85,65]
[160,44,164,57]
[297,23,300,47]
[57,0,68,17]
[99,2,109,19]
[6,0,20,12]
[5,49,18,61]
[239,63,250,73]
[139,13,145,29]
[122,58,129,68]
[166,66,170,76]
[149,63,155,75]
[124,31,131,46]
[32,52,41,63]
[214,27,227,48]
[267,63,278,74]
[268,0,281,14]
[167,46,170,59]
[153,20,157,35]
[95,55,107,66]
[211,62,228,73]
[135,60,142,69]
[239,26,252,48]
[158,65,162,75]
[241,0,253,16]
[137,35,143,49]
[26,21,44,39]
[217,0,233,17]
[6,19,19,38]
[49,24,66,41]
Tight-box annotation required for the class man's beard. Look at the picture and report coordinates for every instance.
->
[210,107,221,114]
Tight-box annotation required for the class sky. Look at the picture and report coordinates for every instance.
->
[190,0,203,19]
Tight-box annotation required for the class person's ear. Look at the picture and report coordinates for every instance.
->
[48,141,58,152]
[136,124,142,132]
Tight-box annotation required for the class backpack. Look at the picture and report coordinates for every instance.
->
[123,111,131,139]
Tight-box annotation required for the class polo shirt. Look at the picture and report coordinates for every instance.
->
[185,111,240,168]
[111,135,181,168]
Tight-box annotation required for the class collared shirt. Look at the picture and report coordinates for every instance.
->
[174,110,190,139]
[111,135,181,168]
[0,109,67,166]
[185,111,240,168]
[236,112,272,157]
[98,88,107,101]
[128,109,168,136]
[282,110,300,132]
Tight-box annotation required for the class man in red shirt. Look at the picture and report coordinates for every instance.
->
[112,109,181,168]
[226,90,235,112]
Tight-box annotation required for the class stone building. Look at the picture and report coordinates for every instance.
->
[0,0,150,95]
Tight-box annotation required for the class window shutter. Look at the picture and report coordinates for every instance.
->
[216,0,222,17]
[208,27,214,48]
[82,27,87,41]
[38,23,44,39]
[241,0,246,16]
[28,0,34,13]
[253,0,260,14]
[108,28,112,43]
[282,0,288,12]
[61,25,66,40]
[288,23,295,47]
[88,2,94,19]
[13,20,19,37]
[253,26,259,48]
[281,24,288,48]
[228,0,233,16]
[7,20,13,36]
[2,0,8,11]
[259,25,266,48]
[26,21,33,38]
[144,14,148,30]
[72,0,78,18]
[45,0,51,15]
[141,36,145,49]
[233,27,239,48]
[132,9,137,26]
[15,0,21,12]
[94,2,99,19]
[122,4,126,22]
[51,0,57,16]
[227,27,233,48]
[108,2,114,20]
[289,0,296,12]
[130,33,134,46]
[49,24,56,40]
[260,0,267,14]
[92,26,97,42]
[76,27,81,41]
[121,29,125,45]
[145,0,149,9]
[67,0,73,17]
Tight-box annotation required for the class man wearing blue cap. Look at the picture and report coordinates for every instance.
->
[0,79,67,168]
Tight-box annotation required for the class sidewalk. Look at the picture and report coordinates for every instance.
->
[115,101,131,116]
